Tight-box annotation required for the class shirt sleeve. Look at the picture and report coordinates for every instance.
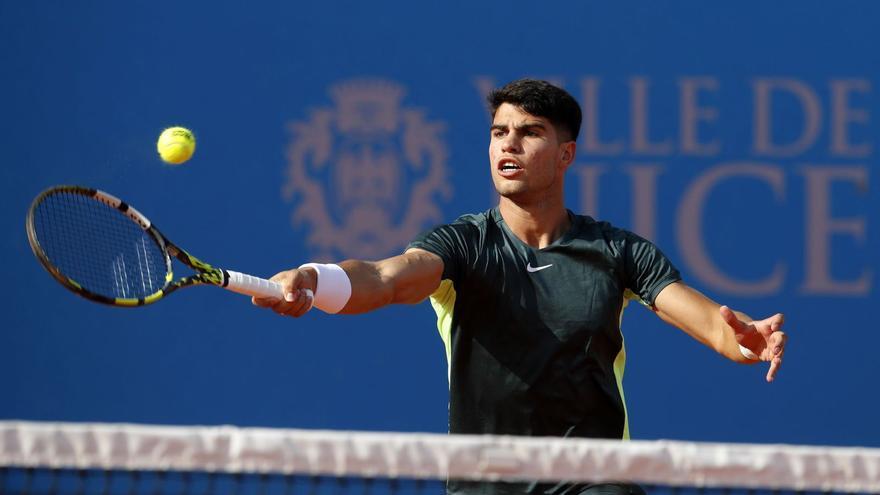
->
[406,222,476,282]
[622,231,682,307]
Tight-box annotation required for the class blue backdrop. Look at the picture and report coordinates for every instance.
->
[2,1,877,448]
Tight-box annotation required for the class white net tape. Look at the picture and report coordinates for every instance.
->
[2,421,879,492]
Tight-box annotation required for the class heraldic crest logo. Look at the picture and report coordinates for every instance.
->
[283,79,452,260]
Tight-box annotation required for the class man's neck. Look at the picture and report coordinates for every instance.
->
[498,197,571,249]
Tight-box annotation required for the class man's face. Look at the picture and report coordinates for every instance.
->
[488,103,573,202]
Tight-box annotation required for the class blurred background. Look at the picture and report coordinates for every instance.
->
[1,1,877,448]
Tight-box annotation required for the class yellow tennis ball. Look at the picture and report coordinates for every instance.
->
[157,127,196,165]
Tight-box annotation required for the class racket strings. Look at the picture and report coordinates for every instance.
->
[32,191,168,300]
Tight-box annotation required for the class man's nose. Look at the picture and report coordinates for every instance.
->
[501,133,522,153]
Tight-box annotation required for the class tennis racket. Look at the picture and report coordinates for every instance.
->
[26,185,300,307]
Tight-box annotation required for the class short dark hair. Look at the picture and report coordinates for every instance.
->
[487,79,582,142]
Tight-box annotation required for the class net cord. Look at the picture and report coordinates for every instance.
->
[2,421,878,492]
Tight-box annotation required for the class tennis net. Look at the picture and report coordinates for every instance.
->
[1,421,878,494]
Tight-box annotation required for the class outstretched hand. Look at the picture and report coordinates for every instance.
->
[720,306,787,382]
[251,268,316,318]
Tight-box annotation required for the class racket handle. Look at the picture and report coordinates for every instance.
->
[223,270,286,299]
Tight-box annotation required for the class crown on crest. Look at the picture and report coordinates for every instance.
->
[330,80,406,135]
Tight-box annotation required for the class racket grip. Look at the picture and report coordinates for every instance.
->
[223,270,286,299]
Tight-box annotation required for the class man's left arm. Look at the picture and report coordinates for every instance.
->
[653,281,787,382]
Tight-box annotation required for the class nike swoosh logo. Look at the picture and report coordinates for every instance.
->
[526,263,553,273]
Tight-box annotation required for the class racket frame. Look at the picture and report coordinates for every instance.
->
[26,185,262,307]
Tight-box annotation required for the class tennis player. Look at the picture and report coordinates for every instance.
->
[254,79,787,495]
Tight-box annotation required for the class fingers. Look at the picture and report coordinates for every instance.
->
[251,295,274,307]
[756,312,785,337]
[250,268,316,318]
[766,355,783,382]
[725,308,787,382]
[765,330,786,382]
[770,313,784,334]
[268,288,315,318]
[719,305,750,334]
[767,330,786,357]
[252,271,293,307]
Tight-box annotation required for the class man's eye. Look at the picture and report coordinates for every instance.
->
[492,130,506,138]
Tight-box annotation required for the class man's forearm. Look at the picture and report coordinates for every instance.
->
[654,282,756,363]
[335,260,394,314]
[333,251,443,314]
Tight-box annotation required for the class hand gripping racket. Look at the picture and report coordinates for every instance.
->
[26,185,299,307]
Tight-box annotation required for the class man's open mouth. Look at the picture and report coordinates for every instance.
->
[498,159,522,171]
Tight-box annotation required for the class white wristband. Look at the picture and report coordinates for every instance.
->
[299,263,352,314]
[739,344,759,361]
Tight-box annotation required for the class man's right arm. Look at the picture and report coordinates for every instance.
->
[251,248,444,317]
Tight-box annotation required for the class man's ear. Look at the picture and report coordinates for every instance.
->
[560,141,576,167]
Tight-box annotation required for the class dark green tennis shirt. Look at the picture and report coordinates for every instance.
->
[409,207,681,441]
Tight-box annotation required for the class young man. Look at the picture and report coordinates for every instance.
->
[254,79,787,494]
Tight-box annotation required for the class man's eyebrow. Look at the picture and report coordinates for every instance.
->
[517,121,547,130]
[489,122,547,131]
